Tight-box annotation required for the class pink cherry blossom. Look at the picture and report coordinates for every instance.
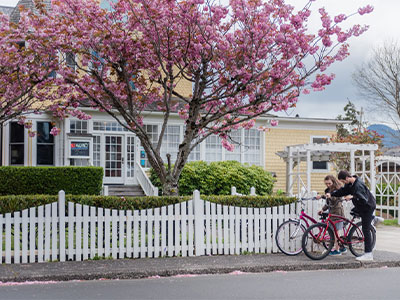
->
[1,0,373,195]
[358,5,374,16]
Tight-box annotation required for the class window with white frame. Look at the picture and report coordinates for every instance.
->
[93,121,128,131]
[9,122,24,165]
[70,120,88,134]
[225,130,241,161]
[93,135,101,167]
[140,124,159,168]
[311,136,329,171]
[187,140,201,161]
[127,136,135,177]
[65,52,76,71]
[243,129,261,166]
[205,135,223,162]
[160,125,180,162]
[36,122,54,165]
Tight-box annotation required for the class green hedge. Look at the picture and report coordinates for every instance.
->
[150,161,275,196]
[0,194,296,215]
[0,166,103,196]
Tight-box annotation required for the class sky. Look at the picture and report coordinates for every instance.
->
[1,0,398,125]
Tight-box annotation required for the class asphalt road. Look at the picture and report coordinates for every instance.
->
[1,267,399,300]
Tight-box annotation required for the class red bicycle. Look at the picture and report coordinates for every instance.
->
[301,211,376,260]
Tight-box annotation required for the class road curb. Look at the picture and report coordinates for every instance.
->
[1,260,399,283]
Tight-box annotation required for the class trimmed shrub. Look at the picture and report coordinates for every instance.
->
[0,166,103,195]
[150,161,275,196]
[0,194,296,215]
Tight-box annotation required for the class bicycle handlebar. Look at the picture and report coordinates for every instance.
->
[298,197,318,201]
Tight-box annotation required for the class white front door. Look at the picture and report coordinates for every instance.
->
[104,135,124,184]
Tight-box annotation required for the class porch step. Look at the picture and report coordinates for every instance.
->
[106,185,146,197]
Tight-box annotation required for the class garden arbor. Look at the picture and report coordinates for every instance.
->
[276,143,378,198]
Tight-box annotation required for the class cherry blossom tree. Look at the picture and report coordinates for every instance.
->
[0,11,58,130]
[23,0,373,195]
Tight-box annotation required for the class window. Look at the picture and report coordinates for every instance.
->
[127,136,135,177]
[225,130,241,161]
[93,121,128,131]
[70,120,88,134]
[37,122,54,165]
[93,136,101,167]
[140,125,158,168]
[90,50,104,75]
[311,136,329,171]
[187,140,201,162]
[243,129,261,166]
[66,52,76,71]
[9,122,24,165]
[205,135,223,162]
[160,125,180,163]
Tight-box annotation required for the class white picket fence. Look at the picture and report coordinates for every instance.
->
[0,191,354,264]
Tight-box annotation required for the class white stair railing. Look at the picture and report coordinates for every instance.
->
[134,161,158,196]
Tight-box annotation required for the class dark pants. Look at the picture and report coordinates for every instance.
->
[359,209,374,253]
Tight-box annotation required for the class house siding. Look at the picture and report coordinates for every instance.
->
[265,127,336,194]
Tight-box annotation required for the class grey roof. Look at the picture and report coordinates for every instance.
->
[10,0,51,23]
[0,6,14,16]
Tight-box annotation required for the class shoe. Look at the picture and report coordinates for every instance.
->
[356,252,373,261]
[329,250,342,256]
[339,247,347,254]
[373,216,384,226]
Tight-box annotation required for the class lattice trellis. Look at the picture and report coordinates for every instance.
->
[375,156,400,219]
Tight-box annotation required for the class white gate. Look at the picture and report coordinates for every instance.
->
[376,156,400,220]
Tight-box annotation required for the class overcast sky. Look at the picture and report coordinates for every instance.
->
[1,0,398,125]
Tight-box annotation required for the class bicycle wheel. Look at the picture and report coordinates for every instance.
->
[348,222,377,257]
[302,223,334,260]
[275,220,306,256]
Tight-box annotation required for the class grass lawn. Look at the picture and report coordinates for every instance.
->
[383,219,400,227]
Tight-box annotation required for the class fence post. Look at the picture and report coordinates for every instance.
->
[193,190,205,256]
[250,187,256,196]
[58,190,66,262]
[231,186,236,195]
[103,185,109,196]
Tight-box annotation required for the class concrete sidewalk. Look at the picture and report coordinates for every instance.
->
[375,225,400,253]
[0,226,399,283]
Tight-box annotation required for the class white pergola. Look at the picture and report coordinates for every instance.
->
[276,143,379,198]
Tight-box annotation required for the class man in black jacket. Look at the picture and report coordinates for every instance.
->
[326,170,376,261]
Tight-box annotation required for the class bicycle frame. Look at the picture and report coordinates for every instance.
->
[290,209,319,228]
[318,213,364,246]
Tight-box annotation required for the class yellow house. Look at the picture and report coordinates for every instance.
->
[3,0,347,196]
[264,116,347,195]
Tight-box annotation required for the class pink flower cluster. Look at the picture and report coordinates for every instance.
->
[358,5,374,15]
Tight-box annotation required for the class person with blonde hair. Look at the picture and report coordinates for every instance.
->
[317,174,347,255]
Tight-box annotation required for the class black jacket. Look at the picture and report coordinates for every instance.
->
[331,176,376,213]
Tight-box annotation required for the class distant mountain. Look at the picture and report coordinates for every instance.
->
[368,124,400,148]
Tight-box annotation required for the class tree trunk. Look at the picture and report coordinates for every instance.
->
[162,176,179,196]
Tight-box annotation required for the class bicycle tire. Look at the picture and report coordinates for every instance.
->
[302,223,334,260]
[275,220,306,256]
[348,222,377,257]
